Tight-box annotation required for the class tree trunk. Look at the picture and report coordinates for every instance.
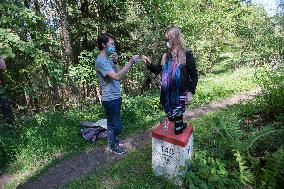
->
[81,0,89,51]
[55,0,79,107]
[34,0,61,110]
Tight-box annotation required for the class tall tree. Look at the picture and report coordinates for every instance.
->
[54,0,79,105]
[33,0,61,109]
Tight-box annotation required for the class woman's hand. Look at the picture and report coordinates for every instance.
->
[185,92,193,105]
[141,55,151,65]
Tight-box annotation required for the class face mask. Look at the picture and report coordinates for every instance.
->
[106,46,116,56]
[166,41,171,49]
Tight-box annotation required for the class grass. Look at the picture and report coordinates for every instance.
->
[192,66,257,107]
[1,66,259,189]
[63,143,178,189]
[62,97,284,189]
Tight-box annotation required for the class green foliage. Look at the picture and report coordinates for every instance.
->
[234,150,254,184]
[188,109,252,187]
[260,148,284,189]
[0,111,94,172]
[1,0,283,110]
[121,93,161,135]
[247,125,284,158]
[185,101,283,188]
[0,0,67,109]
[255,56,284,115]
[185,151,242,189]
[192,67,257,107]
[69,50,99,87]
[192,111,244,159]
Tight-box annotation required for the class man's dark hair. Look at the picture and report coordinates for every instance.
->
[97,33,114,50]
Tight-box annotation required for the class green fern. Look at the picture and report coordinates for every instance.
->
[260,147,284,189]
[247,127,284,158]
[234,150,254,184]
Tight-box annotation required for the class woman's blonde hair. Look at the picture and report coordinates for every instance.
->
[165,25,186,64]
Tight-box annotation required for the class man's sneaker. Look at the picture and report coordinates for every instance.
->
[109,145,126,155]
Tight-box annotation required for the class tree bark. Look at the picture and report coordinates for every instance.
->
[34,0,61,110]
[54,0,80,106]
[81,0,89,51]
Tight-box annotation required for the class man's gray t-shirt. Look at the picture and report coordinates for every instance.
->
[95,55,121,101]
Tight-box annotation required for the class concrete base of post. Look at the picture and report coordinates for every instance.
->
[152,121,193,185]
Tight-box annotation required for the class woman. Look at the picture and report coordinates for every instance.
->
[143,25,198,135]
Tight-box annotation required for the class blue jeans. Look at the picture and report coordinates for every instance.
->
[102,98,122,148]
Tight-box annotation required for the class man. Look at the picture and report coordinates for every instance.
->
[95,33,140,154]
[0,57,14,125]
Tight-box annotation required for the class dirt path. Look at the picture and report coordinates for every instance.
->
[1,87,261,189]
